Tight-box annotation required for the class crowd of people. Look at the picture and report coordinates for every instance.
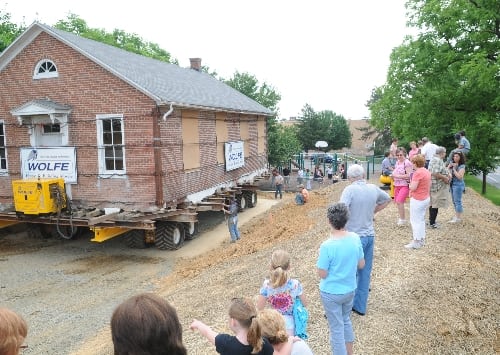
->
[380,131,470,249]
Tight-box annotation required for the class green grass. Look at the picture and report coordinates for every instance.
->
[465,174,500,206]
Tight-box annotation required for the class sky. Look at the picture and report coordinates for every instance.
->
[3,0,412,120]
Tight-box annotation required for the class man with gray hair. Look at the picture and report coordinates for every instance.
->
[340,164,391,316]
[428,146,451,228]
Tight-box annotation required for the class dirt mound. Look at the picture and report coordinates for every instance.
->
[75,181,500,354]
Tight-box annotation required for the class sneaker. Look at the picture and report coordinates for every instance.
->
[397,219,407,226]
[405,240,423,249]
[430,223,440,229]
[448,217,462,224]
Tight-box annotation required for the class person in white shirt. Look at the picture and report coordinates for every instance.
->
[297,168,304,185]
[420,137,438,169]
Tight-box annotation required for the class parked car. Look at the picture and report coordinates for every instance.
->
[310,154,334,163]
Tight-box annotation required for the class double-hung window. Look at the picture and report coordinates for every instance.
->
[96,114,125,176]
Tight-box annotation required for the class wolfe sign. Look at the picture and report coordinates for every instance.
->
[20,147,77,183]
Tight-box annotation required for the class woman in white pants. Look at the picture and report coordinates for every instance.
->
[406,154,431,249]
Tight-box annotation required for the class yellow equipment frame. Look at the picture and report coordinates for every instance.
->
[91,226,130,242]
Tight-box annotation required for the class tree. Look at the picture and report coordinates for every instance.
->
[224,71,281,114]
[54,13,176,64]
[0,10,25,52]
[296,104,352,152]
[267,125,302,166]
[369,0,499,193]
[224,71,283,165]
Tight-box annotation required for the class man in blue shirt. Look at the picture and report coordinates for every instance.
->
[223,197,241,243]
[447,130,471,164]
[340,164,391,315]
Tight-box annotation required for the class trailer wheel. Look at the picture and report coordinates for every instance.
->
[26,224,58,239]
[184,222,199,240]
[155,222,185,250]
[123,229,148,249]
[245,191,258,208]
[236,194,247,211]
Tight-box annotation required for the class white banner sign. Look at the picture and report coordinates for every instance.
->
[224,141,244,171]
[20,147,77,183]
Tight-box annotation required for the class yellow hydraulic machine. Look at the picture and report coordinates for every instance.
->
[12,178,66,215]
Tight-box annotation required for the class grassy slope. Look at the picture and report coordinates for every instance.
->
[465,174,500,206]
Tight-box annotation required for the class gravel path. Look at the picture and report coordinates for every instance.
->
[0,199,278,355]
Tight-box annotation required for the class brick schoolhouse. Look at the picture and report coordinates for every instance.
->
[0,22,272,213]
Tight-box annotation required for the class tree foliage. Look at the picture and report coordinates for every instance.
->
[224,71,281,114]
[54,13,176,64]
[267,125,302,166]
[368,0,500,192]
[296,104,352,152]
[0,10,25,52]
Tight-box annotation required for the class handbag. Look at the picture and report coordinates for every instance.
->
[292,297,309,339]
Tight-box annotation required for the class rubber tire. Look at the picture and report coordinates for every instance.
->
[123,229,148,249]
[27,224,59,239]
[236,194,247,211]
[184,222,199,240]
[26,224,46,239]
[245,191,258,208]
[155,222,185,250]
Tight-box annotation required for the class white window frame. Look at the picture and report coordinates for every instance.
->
[0,120,8,175]
[96,114,126,177]
[33,59,59,79]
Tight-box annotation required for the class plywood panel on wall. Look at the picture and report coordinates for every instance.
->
[240,120,249,158]
[258,118,266,154]
[182,110,200,170]
[216,112,228,164]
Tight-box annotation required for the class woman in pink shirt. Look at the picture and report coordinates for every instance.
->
[392,148,413,225]
[408,141,419,160]
[405,154,431,249]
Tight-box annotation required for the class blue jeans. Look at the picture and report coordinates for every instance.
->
[275,184,283,199]
[321,291,355,355]
[451,180,465,213]
[353,235,374,314]
[228,216,240,241]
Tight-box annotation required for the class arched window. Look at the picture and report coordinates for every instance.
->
[33,59,58,79]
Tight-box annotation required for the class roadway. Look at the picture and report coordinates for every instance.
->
[475,167,500,189]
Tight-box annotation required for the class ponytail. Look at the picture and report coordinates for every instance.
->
[247,316,264,354]
[269,249,291,288]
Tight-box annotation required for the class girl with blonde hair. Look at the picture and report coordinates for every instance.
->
[190,297,273,355]
[257,249,308,336]
[258,309,313,355]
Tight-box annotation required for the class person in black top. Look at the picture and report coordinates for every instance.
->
[190,297,274,355]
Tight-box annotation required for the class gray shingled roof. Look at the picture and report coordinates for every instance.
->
[39,23,272,116]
